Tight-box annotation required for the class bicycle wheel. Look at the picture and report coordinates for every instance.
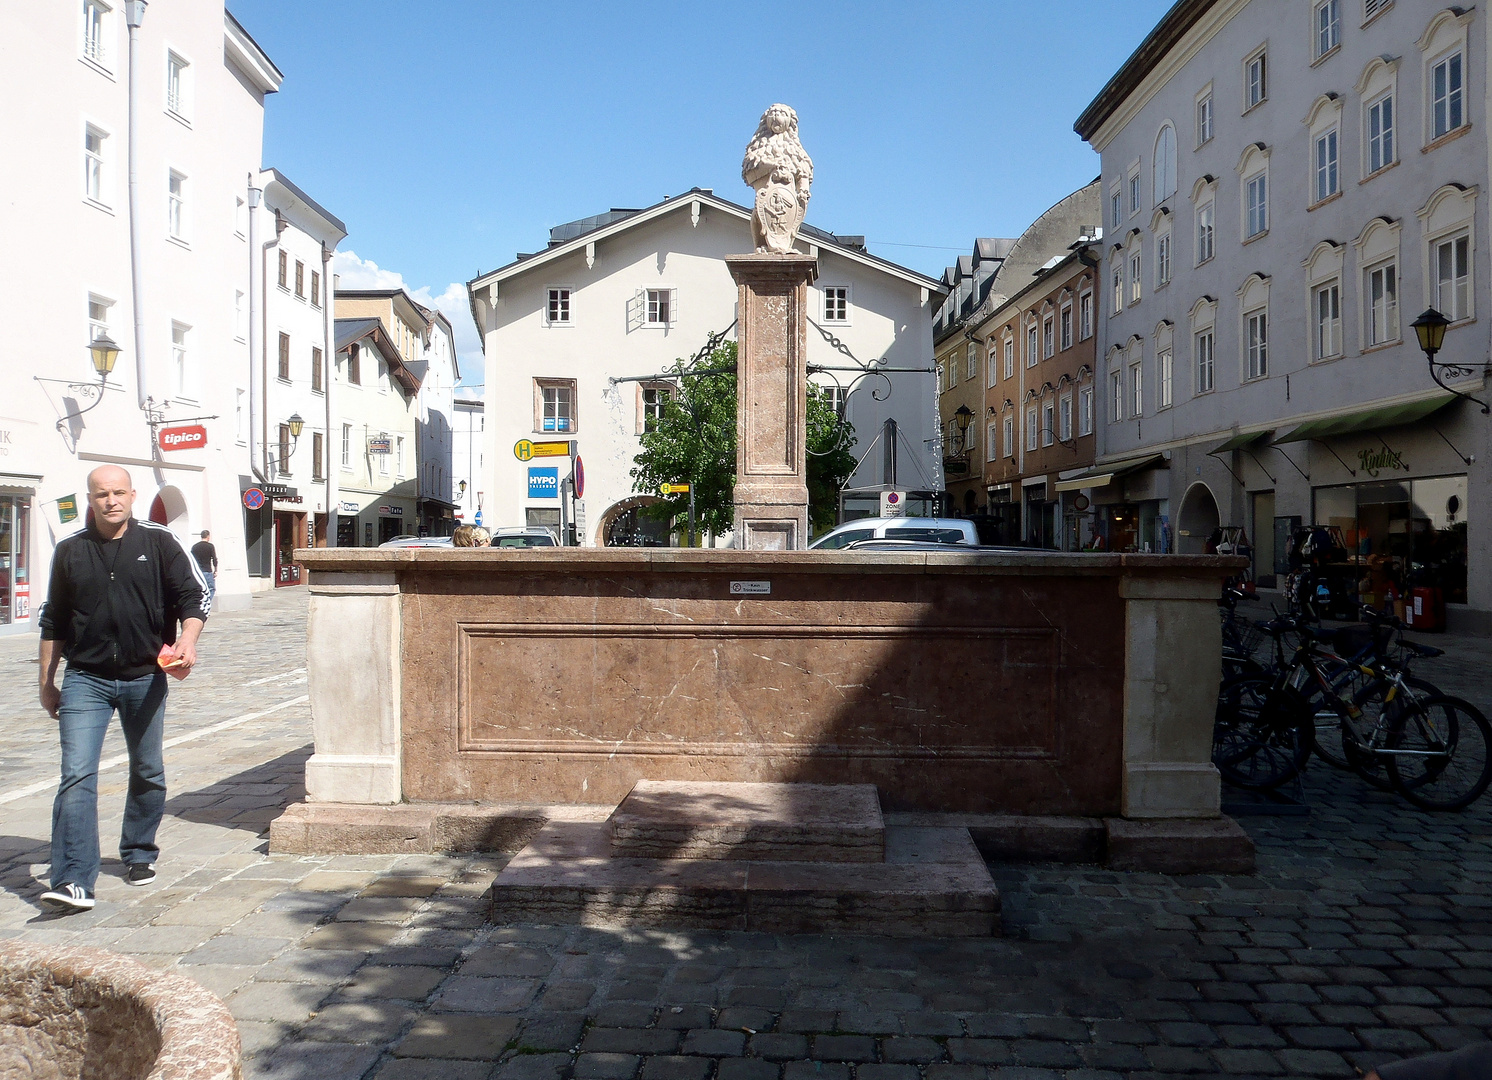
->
[1214,675,1313,790]
[1387,695,1492,811]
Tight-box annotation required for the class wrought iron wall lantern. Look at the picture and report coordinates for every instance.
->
[51,333,120,430]
[1412,307,1490,414]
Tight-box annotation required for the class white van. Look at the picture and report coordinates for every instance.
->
[808,517,980,550]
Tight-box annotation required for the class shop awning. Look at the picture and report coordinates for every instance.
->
[1053,453,1165,493]
[1275,395,1456,444]
[1209,429,1273,454]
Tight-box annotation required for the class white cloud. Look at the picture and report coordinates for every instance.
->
[333,250,483,383]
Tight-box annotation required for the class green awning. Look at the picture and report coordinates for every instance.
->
[1053,453,1166,493]
[1276,395,1456,443]
[1210,429,1274,454]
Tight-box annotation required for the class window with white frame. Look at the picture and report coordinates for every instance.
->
[1153,124,1177,203]
[1245,309,1269,378]
[1042,314,1054,359]
[1003,338,1014,379]
[171,322,190,400]
[641,385,670,433]
[1245,172,1268,238]
[966,341,978,381]
[377,431,389,475]
[986,347,998,388]
[1079,385,1094,436]
[87,294,112,353]
[1197,199,1216,263]
[167,170,185,240]
[824,384,848,419]
[236,389,246,445]
[84,125,107,204]
[1430,50,1464,140]
[1003,414,1014,457]
[82,0,110,67]
[1196,87,1214,146]
[1314,0,1340,60]
[1111,188,1123,231]
[986,422,999,463]
[1060,304,1073,351]
[1158,349,1173,409]
[1129,359,1143,417]
[396,435,405,478]
[1315,128,1339,203]
[1129,249,1142,303]
[1156,230,1172,287]
[1059,394,1073,441]
[645,289,673,326]
[1422,185,1477,323]
[166,52,189,120]
[235,196,245,237]
[1110,369,1123,422]
[1111,259,1124,313]
[1367,91,1395,174]
[1314,281,1342,359]
[234,290,245,341]
[1365,0,1391,20]
[537,379,576,432]
[341,423,352,469]
[1128,171,1141,216]
[1025,407,1038,451]
[546,287,571,325]
[1245,47,1267,109]
[1026,324,1038,367]
[1079,292,1093,339]
[1041,401,1055,447]
[823,286,849,322]
[1365,260,1398,345]
[1196,328,1215,393]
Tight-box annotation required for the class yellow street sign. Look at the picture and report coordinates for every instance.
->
[660,483,691,495]
[514,439,572,461]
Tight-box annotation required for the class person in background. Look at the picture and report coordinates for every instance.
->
[190,530,218,600]
[469,527,491,547]
[451,524,476,547]
[37,466,210,913]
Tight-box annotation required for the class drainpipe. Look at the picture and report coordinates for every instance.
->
[125,1,148,410]
[322,243,337,546]
[260,211,285,479]
[246,178,265,482]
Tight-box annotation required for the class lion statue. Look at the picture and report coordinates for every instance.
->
[742,104,813,254]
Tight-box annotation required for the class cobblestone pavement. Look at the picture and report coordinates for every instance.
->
[0,587,1489,1080]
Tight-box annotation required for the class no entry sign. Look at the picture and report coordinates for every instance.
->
[158,424,207,452]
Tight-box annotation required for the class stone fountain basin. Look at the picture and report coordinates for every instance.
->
[0,939,240,1080]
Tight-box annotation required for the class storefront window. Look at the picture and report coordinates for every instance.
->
[0,496,32,625]
[1312,475,1468,604]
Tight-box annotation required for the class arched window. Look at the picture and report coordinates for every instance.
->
[1153,124,1177,202]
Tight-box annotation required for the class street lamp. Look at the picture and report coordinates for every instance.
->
[1412,307,1489,414]
[953,404,974,455]
[287,413,305,438]
[55,334,120,430]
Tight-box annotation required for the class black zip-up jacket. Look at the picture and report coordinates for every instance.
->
[38,519,211,680]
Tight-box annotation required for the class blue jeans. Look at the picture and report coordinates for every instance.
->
[201,570,215,600]
[50,670,169,891]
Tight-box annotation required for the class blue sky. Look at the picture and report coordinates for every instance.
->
[231,0,1176,376]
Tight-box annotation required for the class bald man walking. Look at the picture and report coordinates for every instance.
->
[37,466,210,913]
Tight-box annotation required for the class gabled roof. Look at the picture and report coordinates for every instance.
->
[334,318,421,394]
[468,188,945,296]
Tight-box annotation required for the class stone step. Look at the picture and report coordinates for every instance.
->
[608,780,884,862]
[490,822,999,937]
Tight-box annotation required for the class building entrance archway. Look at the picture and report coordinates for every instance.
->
[1177,481,1221,554]
[597,495,671,547]
[148,486,188,531]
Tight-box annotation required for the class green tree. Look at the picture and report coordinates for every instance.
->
[630,341,857,541]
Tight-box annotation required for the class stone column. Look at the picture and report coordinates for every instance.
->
[303,570,402,803]
[726,252,818,549]
[1118,572,1222,818]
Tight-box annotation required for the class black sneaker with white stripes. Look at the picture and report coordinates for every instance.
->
[39,884,95,912]
[125,863,156,887]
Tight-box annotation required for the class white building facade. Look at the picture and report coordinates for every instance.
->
[247,169,346,586]
[466,190,946,545]
[1076,0,1491,628]
[452,389,485,528]
[414,307,458,536]
[0,4,284,628]
[331,319,421,546]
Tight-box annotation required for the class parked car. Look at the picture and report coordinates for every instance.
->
[490,527,559,548]
[378,535,453,548]
[842,539,1036,554]
[808,517,980,550]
